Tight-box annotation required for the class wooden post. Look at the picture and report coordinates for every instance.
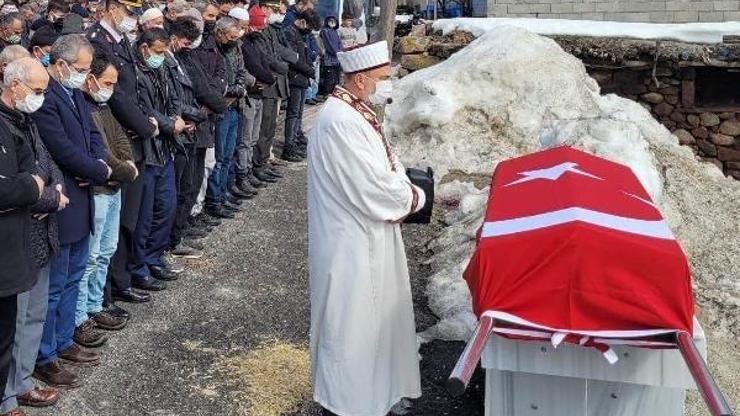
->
[371,0,398,49]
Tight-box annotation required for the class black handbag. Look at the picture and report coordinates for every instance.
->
[404,167,434,224]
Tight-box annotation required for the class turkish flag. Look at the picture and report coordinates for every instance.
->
[464,146,694,340]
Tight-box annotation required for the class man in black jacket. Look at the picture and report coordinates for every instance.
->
[204,17,248,219]
[282,12,314,162]
[88,0,157,305]
[129,28,186,291]
[0,60,45,404]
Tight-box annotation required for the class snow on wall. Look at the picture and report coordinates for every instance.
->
[388,26,740,342]
[432,17,740,44]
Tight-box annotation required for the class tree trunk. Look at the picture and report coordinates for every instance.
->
[371,0,397,50]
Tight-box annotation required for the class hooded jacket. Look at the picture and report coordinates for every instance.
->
[320,16,341,67]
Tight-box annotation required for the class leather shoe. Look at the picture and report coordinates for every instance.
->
[205,205,235,219]
[33,360,81,388]
[112,288,150,303]
[58,344,100,366]
[193,214,221,227]
[248,174,267,188]
[265,168,284,178]
[236,180,258,196]
[149,265,178,281]
[228,184,253,199]
[132,277,167,291]
[1,408,27,415]
[105,303,130,319]
[92,310,127,330]
[73,320,108,348]
[280,152,303,163]
[17,386,60,407]
[223,201,241,212]
[226,195,244,205]
[254,170,278,183]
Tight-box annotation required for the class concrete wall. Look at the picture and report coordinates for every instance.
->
[485,1,740,22]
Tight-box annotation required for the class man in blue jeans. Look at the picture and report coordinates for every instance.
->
[32,35,112,385]
[205,17,248,219]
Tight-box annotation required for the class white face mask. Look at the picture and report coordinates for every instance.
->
[91,77,114,103]
[61,61,87,90]
[16,91,45,113]
[267,13,284,24]
[117,14,138,34]
[188,35,202,49]
[368,79,393,106]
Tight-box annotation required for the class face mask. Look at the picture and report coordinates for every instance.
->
[126,31,138,43]
[53,18,64,29]
[39,53,50,67]
[116,14,137,34]
[157,3,166,10]
[328,22,336,28]
[267,13,283,24]
[61,61,87,89]
[188,35,202,49]
[91,76,113,102]
[4,34,20,44]
[368,79,393,106]
[145,52,165,69]
[16,91,45,113]
[203,20,216,33]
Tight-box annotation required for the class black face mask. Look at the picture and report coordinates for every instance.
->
[53,17,64,29]
[222,39,237,49]
[203,20,216,33]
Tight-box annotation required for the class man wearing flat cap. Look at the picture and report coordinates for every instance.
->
[307,41,425,416]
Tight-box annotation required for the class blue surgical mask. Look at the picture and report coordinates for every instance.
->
[40,53,50,67]
[146,53,165,69]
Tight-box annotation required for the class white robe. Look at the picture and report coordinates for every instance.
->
[307,89,425,416]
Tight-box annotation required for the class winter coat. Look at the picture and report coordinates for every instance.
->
[321,17,341,67]
[166,52,208,148]
[135,51,181,167]
[305,31,319,64]
[86,98,138,192]
[282,4,300,28]
[284,25,316,89]
[218,40,254,109]
[263,23,297,100]
[0,101,61,270]
[176,49,227,149]
[88,22,157,161]
[32,78,110,245]
[242,31,276,98]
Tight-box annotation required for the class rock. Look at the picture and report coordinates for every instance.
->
[410,23,427,37]
[653,102,674,117]
[640,103,652,111]
[398,67,410,78]
[590,71,612,85]
[655,67,673,77]
[702,158,724,170]
[624,83,648,95]
[401,54,442,71]
[718,145,740,162]
[670,112,685,123]
[687,114,701,127]
[665,95,678,105]
[663,120,677,130]
[642,92,664,104]
[673,129,695,145]
[691,126,709,140]
[710,133,735,146]
[699,112,721,127]
[718,120,740,136]
[729,170,740,180]
[428,42,468,59]
[696,139,718,157]
[719,112,735,120]
[726,161,740,170]
[659,86,679,95]
[396,36,432,54]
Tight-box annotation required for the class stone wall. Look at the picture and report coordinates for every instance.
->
[484,0,740,22]
[396,29,740,180]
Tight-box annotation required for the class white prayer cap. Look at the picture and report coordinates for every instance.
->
[337,41,390,74]
[140,7,163,23]
[228,7,250,22]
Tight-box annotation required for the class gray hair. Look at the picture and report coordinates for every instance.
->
[215,16,238,34]
[0,45,30,67]
[3,58,30,87]
[169,0,190,14]
[50,34,93,65]
[192,0,214,13]
[0,12,22,30]
[184,8,203,30]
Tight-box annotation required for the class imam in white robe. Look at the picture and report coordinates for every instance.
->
[307,87,426,416]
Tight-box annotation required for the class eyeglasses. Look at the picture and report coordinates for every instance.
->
[19,81,47,95]
[63,61,91,75]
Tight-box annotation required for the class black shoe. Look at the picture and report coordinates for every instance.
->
[254,170,278,183]
[236,180,258,196]
[248,174,267,188]
[223,201,241,212]
[195,214,221,227]
[305,98,318,105]
[226,194,244,205]
[131,277,167,291]
[205,205,235,219]
[171,242,204,259]
[280,152,303,163]
[112,288,151,303]
[265,168,284,178]
[104,303,130,319]
[228,184,253,199]
[149,265,178,281]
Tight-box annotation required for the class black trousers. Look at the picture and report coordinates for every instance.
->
[191,147,207,217]
[254,97,279,170]
[319,64,341,96]
[0,294,18,395]
[170,145,197,248]
[105,161,147,302]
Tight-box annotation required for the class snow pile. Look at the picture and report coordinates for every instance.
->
[388,26,740,342]
[433,17,740,44]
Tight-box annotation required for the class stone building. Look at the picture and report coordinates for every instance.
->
[481,1,740,22]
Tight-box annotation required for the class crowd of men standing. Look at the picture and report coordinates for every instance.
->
[0,0,347,413]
